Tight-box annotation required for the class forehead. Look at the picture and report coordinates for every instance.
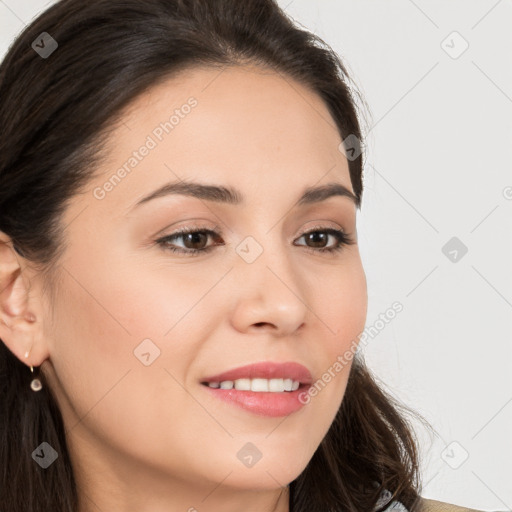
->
[82,64,354,217]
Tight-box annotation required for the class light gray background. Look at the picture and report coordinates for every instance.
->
[1,1,511,510]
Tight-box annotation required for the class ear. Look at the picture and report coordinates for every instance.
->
[0,231,49,367]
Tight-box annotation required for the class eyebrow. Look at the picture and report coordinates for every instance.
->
[130,179,359,211]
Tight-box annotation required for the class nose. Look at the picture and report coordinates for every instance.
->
[229,236,309,337]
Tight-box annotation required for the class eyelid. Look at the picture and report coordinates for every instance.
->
[300,221,344,233]
[157,220,347,242]
[154,221,355,257]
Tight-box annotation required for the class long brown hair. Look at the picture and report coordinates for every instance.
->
[0,0,429,510]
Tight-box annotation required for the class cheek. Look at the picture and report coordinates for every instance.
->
[309,259,368,351]
[44,256,189,416]
[106,252,223,338]
[302,259,367,410]
[45,261,209,457]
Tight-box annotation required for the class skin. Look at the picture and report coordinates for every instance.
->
[0,64,367,512]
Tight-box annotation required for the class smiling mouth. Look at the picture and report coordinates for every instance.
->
[200,378,307,393]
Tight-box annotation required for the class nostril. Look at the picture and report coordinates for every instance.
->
[253,322,275,328]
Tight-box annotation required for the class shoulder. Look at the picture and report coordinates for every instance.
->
[415,497,506,512]
[377,491,509,512]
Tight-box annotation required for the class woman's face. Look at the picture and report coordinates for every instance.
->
[38,64,368,510]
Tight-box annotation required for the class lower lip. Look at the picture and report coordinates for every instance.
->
[201,384,311,417]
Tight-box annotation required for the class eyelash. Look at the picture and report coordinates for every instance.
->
[155,224,355,257]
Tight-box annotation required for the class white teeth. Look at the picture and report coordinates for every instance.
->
[207,377,301,392]
[234,378,251,391]
[268,378,284,392]
[252,378,269,392]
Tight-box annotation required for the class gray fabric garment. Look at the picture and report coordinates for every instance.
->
[376,489,409,511]
[382,502,409,511]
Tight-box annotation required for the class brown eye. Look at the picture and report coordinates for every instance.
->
[155,225,354,257]
[304,231,329,249]
[180,231,209,250]
[294,227,354,254]
[156,227,223,256]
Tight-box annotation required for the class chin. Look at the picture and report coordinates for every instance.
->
[231,452,311,489]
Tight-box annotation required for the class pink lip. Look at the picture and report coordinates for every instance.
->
[202,385,311,417]
[200,361,313,385]
[200,361,313,417]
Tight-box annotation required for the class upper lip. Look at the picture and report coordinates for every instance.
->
[201,361,313,385]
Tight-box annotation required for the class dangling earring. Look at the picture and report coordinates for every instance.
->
[24,349,42,392]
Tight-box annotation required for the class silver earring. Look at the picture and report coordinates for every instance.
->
[24,349,42,392]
